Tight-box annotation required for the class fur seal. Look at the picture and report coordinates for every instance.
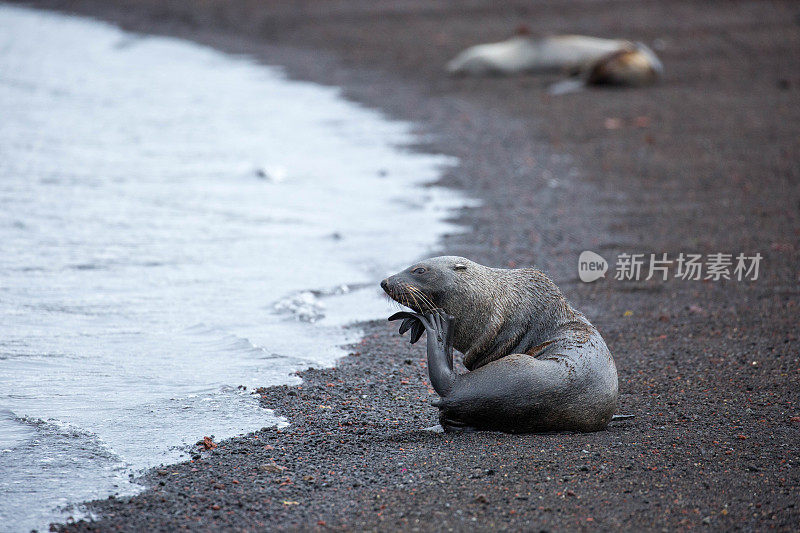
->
[446,32,662,87]
[586,44,663,86]
[381,256,618,433]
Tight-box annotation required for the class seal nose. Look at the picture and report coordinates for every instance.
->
[380,278,389,292]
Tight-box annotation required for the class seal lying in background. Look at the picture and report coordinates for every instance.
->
[380,256,618,433]
[446,33,663,87]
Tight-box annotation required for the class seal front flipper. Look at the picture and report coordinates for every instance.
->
[440,420,479,433]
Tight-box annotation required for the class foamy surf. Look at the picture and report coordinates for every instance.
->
[0,4,473,531]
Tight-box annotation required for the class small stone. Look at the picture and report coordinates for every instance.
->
[198,436,216,450]
[259,462,286,473]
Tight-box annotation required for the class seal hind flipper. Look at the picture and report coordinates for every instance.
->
[389,309,458,396]
[398,317,415,335]
[388,311,416,322]
[388,311,428,344]
[410,321,424,344]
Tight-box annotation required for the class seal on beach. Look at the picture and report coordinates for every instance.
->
[445,31,662,87]
[586,44,663,87]
[381,256,619,433]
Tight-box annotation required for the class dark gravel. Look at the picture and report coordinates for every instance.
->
[17,0,799,531]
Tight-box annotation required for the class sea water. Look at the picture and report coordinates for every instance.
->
[0,5,468,531]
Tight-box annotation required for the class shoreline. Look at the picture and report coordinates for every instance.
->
[12,0,799,531]
[1,4,475,531]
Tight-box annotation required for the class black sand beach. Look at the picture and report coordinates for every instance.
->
[17,0,799,530]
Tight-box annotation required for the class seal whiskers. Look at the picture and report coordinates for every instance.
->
[401,282,424,313]
[407,285,437,313]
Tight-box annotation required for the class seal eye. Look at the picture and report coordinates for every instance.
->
[453,264,467,271]
[412,267,427,275]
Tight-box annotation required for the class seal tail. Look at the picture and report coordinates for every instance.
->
[611,414,634,421]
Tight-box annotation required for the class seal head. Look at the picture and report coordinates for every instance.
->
[587,43,663,86]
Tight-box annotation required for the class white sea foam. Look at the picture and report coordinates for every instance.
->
[0,4,472,531]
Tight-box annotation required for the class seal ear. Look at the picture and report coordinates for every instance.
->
[453,263,467,271]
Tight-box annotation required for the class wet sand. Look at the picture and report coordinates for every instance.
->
[20,0,800,530]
